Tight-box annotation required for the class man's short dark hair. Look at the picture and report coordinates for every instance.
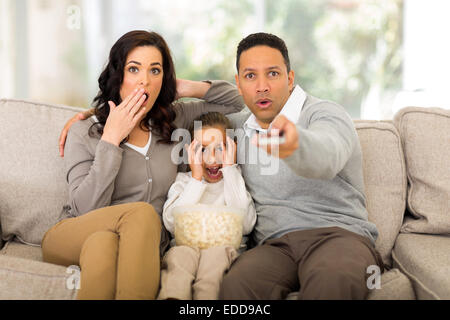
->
[236,32,291,73]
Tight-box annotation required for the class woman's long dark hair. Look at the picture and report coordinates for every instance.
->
[90,30,177,144]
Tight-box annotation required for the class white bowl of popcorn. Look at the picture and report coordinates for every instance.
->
[172,204,245,250]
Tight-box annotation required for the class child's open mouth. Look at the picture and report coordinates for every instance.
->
[205,166,223,180]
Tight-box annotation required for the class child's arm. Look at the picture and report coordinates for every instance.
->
[162,172,207,235]
[221,165,257,236]
[163,139,207,234]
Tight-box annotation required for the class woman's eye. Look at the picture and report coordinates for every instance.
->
[151,68,161,75]
[128,66,139,73]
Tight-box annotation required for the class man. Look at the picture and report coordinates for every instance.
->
[219,32,383,300]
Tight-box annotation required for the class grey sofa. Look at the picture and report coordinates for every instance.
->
[0,99,449,300]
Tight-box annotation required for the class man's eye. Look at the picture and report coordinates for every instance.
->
[245,73,255,79]
[269,71,279,77]
[201,147,206,153]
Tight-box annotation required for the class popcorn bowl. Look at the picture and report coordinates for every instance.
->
[172,204,245,250]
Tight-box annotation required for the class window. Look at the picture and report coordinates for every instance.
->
[1,0,447,119]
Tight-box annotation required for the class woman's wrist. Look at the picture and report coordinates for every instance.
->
[101,134,121,147]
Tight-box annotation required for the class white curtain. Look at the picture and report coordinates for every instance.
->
[0,0,18,99]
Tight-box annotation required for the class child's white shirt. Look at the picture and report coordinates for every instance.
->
[162,164,257,241]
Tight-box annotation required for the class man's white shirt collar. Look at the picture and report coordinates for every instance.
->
[243,84,306,137]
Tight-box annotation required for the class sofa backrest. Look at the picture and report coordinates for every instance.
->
[0,99,409,263]
[0,99,83,245]
[394,107,450,235]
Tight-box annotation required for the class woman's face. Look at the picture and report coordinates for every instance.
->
[120,45,164,114]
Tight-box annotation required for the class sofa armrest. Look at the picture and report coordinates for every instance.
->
[0,223,4,250]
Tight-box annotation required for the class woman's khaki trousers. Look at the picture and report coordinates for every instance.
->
[41,202,162,300]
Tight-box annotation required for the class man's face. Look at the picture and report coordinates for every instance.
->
[235,45,295,129]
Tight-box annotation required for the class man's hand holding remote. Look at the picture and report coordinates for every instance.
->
[252,114,299,159]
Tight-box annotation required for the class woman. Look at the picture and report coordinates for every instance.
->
[42,30,244,300]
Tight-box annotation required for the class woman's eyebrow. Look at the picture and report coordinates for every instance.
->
[126,61,162,67]
[126,60,142,66]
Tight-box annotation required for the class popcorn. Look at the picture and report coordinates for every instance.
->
[173,205,244,250]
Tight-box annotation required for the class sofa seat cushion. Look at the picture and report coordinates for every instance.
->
[393,233,450,299]
[366,268,415,300]
[354,120,407,267]
[0,239,43,262]
[394,107,450,234]
[0,255,78,300]
[285,268,415,300]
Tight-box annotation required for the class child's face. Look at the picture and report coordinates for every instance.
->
[193,126,227,183]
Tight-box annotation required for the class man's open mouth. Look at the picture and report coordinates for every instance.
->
[256,98,272,109]
[205,166,222,179]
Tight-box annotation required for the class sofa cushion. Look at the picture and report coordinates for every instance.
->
[394,107,450,234]
[0,255,78,299]
[0,223,4,250]
[393,233,450,299]
[0,239,43,262]
[354,121,407,267]
[285,268,415,300]
[0,99,83,245]
[366,268,415,300]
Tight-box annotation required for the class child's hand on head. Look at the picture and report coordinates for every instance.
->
[186,139,203,181]
[222,136,237,167]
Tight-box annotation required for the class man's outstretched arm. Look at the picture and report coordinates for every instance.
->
[253,102,356,180]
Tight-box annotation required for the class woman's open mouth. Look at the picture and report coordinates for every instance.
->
[143,93,149,104]
[205,166,223,180]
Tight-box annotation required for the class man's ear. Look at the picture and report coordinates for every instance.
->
[288,70,295,92]
[235,74,243,96]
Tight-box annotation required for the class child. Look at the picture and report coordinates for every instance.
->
[157,112,256,300]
